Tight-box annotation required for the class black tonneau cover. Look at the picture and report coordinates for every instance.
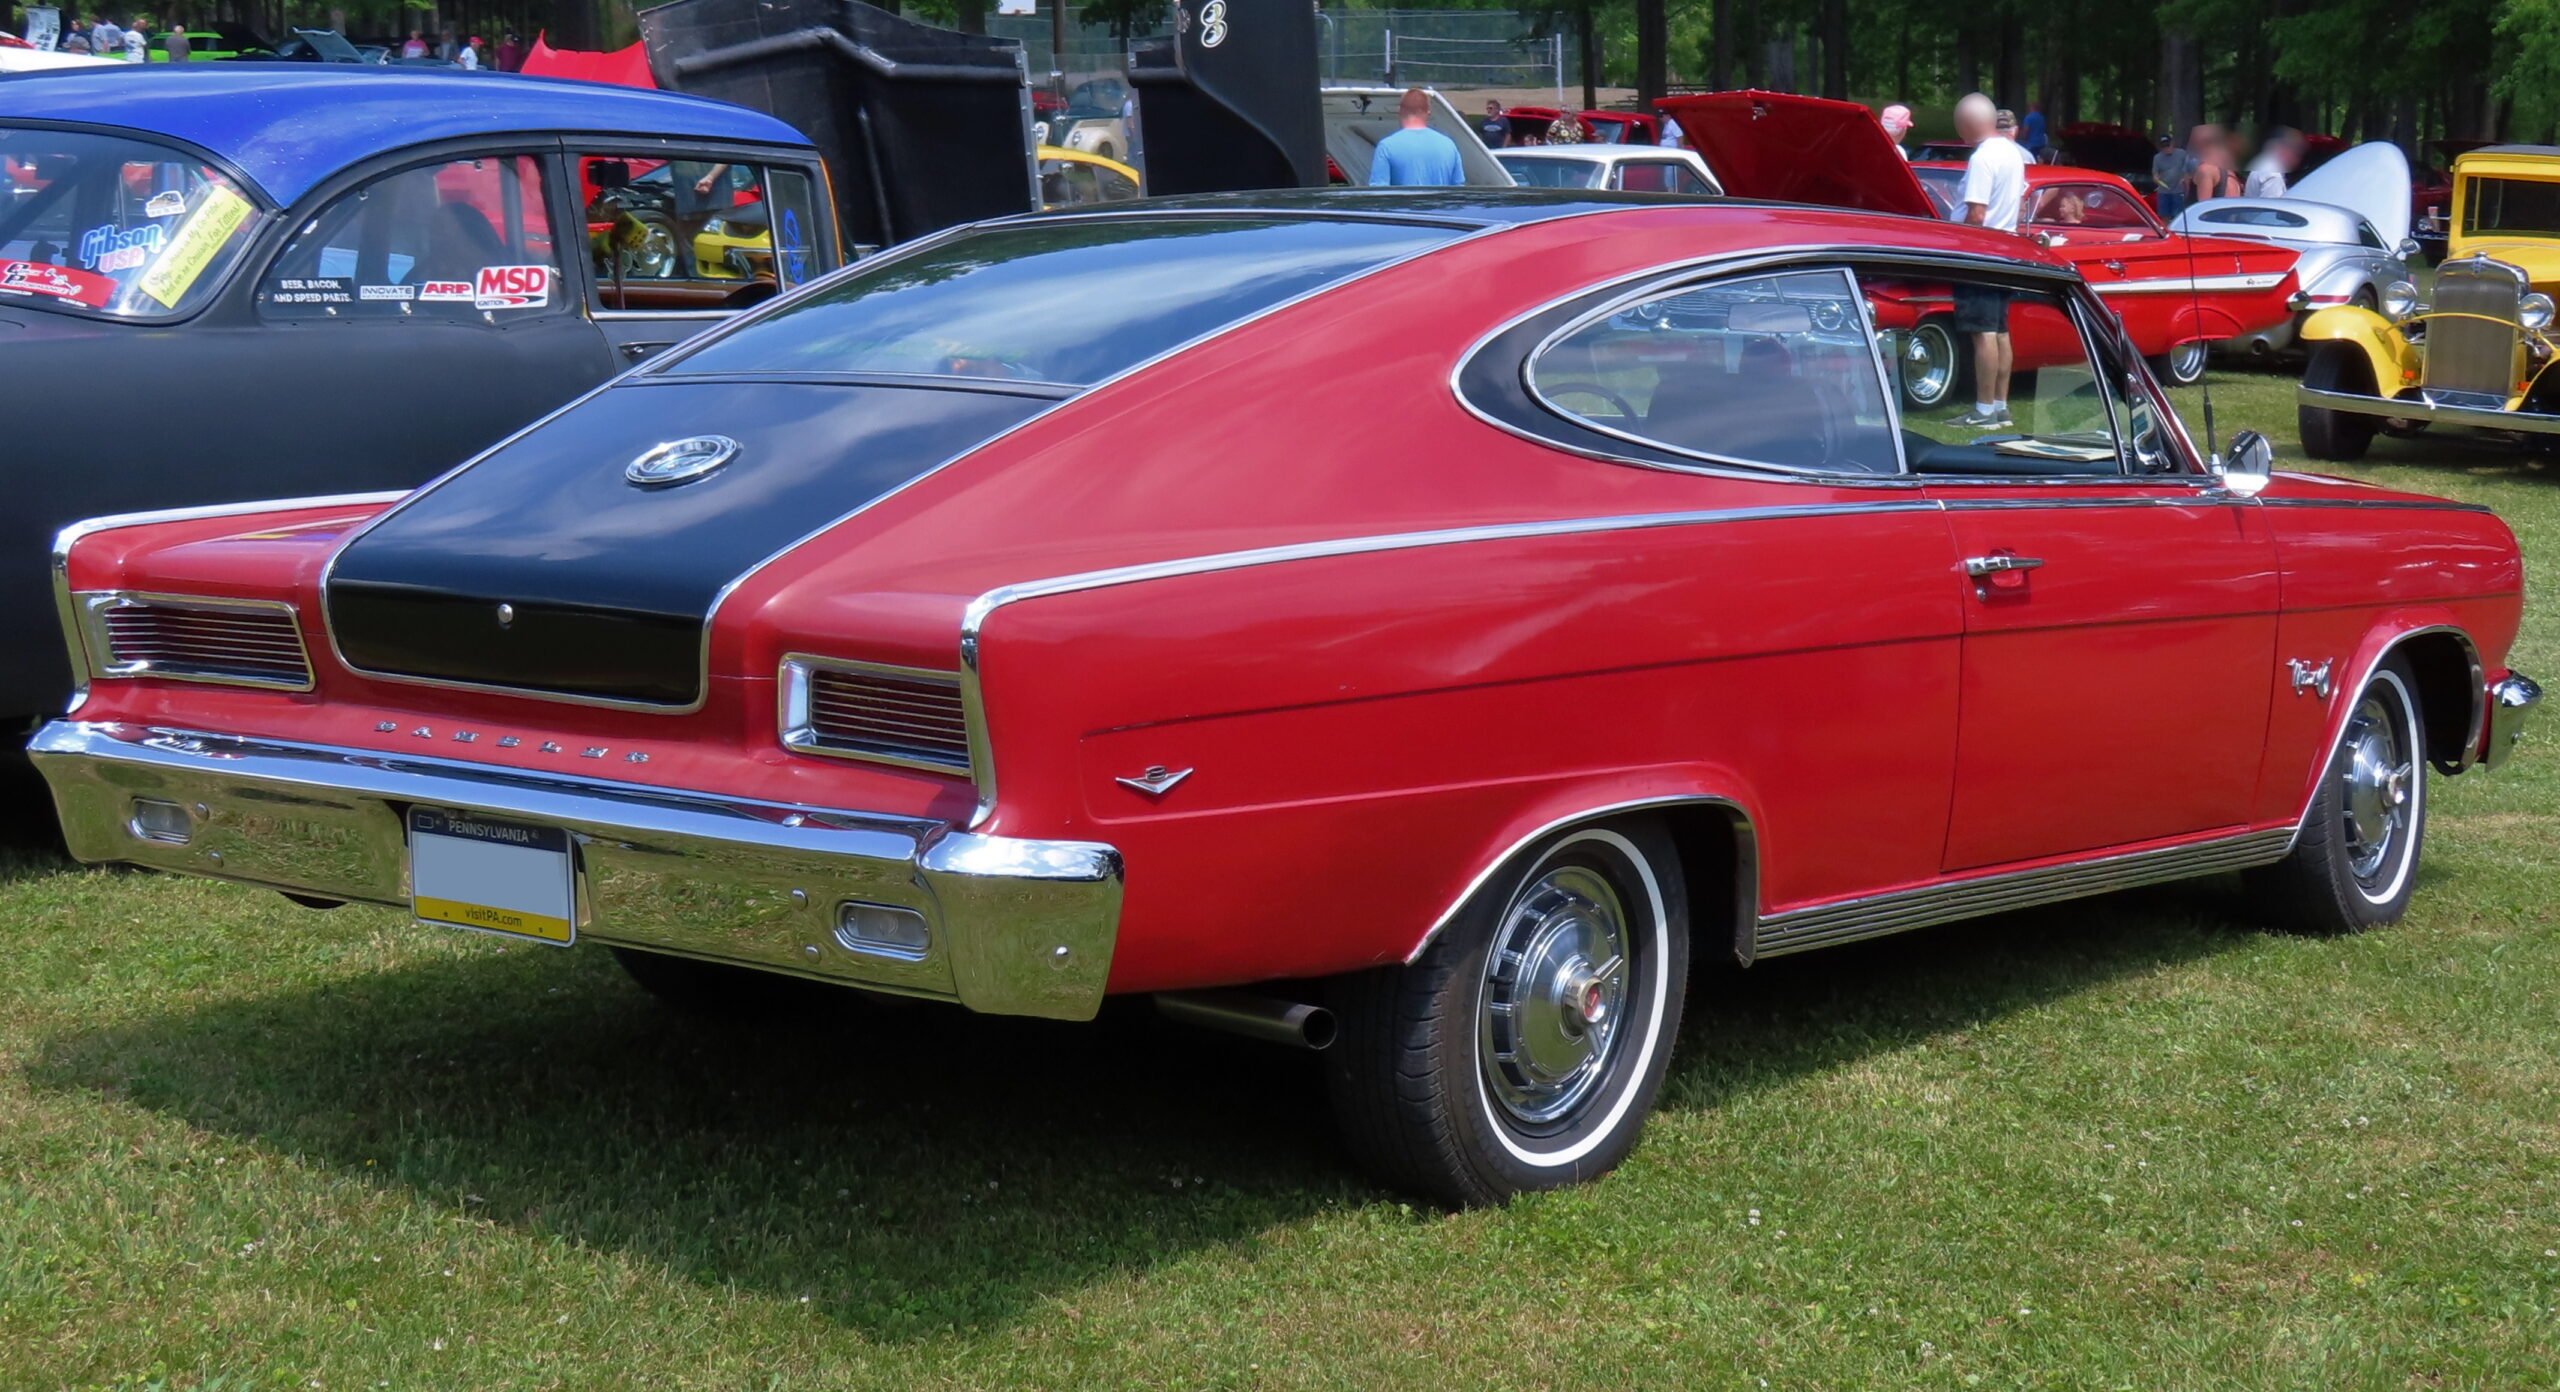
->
[639,0,1038,250]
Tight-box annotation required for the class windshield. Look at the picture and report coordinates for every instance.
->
[1,128,261,320]
[665,216,1456,388]
[1497,157,1603,189]
[2462,175,2560,240]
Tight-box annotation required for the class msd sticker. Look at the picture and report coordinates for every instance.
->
[474,265,551,310]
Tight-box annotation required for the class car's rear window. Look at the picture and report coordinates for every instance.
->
[662,215,1457,387]
[0,128,263,321]
[1498,157,1602,190]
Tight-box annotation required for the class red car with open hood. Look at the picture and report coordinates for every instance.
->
[31,190,2536,1206]
[1662,91,2303,393]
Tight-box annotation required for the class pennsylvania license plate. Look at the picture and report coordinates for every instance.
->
[407,807,576,946]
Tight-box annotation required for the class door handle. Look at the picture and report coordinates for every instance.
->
[620,340,676,360]
[2102,259,2127,275]
[1963,554,2046,577]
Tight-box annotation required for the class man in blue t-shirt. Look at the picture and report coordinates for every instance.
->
[1369,88,1467,186]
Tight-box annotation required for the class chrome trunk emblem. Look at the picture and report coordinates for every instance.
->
[624,435,740,488]
[1115,765,1194,797]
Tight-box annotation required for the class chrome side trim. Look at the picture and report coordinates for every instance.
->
[51,492,406,715]
[2091,272,2290,295]
[321,208,1519,718]
[2253,494,2498,514]
[955,499,1941,826]
[74,591,315,693]
[2298,386,2560,436]
[1753,828,2295,957]
[777,652,973,776]
[29,722,1121,1021]
[1405,795,1758,967]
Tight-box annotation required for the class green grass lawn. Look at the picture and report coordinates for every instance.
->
[2,367,2556,1391]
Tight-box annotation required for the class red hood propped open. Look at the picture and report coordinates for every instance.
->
[1659,90,1939,220]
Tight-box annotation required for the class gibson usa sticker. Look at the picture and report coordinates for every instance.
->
[138,185,251,308]
[144,190,188,219]
[473,264,551,310]
[79,223,164,273]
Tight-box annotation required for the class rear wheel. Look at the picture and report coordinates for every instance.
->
[2150,339,2209,387]
[1326,819,1689,1207]
[2246,660,2427,933]
[1897,319,1963,409]
[2299,340,2380,460]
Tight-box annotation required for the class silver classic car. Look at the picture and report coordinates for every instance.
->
[2172,141,2418,357]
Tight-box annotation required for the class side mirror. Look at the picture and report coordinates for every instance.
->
[2214,429,2274,497]
[2397,238,2422,262]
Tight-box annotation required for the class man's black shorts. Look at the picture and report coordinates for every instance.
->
[1951,283,2012,334]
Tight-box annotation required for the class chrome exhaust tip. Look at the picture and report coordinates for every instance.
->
[1155,989,1337,1051]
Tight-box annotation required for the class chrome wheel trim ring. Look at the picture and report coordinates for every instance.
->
[2168,340,2208,383]
[630,223,677,279]
[2338,673,2421,901]
[1477,862,1631,1127]
[1902,322,1955,406]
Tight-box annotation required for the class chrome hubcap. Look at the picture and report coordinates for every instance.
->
[2170,341,2207,381]
[1902,324,1954,405]
[630,224,676,278]
[1480,864,1631,1127]
[2340,694,2414,884]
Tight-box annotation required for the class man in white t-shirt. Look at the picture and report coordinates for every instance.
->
[1947,92,2029,428]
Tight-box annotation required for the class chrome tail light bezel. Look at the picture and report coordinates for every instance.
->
[778,654,974,776]
[74,591,316,692]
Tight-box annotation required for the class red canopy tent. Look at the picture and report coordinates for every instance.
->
[520,33,655,88]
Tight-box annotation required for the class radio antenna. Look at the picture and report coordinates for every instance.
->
[2178,177,2219,463]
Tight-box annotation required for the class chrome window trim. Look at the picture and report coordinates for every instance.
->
[1521,262,1910,478]
[778,652,973,776]
[319,206,1527,717]
[52,492,405,715]
[74,591,316,693]
[1450,244,2088,488]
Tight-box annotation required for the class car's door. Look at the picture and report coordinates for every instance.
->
[248,146,611,485]
[1609,158,1715,196]
[564,145,839,366]
[1889,265,2281,870]
[2024,180,2190,351]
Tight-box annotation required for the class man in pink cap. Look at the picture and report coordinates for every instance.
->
[1880,104,1914,160]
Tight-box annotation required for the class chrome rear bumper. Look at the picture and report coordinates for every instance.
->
[2485,674,2542,770]
[2298,387,2560,436]
[29,722,1121,1020]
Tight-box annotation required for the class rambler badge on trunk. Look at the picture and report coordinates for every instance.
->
[625,435,742,488]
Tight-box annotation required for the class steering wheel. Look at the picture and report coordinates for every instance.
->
[1548,383,1642,424]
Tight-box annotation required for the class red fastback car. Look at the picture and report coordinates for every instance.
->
[32,190,2539,1206]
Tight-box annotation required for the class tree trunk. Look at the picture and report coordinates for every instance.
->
[1955,20,1978,97]
[1580,1,1599,108]
[2158,29,2200,141]
[1996,11,2023,109]
[1637,0,1667,102]
[952,0,986,36]
[1818,0,1846,100]
[1712,0,1733,90]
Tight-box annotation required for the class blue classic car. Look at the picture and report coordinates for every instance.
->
[1,66,840,729]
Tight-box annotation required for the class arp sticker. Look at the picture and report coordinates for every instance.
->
[0,260,115,307]
[138,185,252,309]
[78,223,165,275]
[144,190,188,219]
[473,264,551,310]
[418,280,475,302]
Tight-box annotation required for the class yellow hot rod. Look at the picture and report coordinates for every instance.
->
[2297,145,2560,458]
